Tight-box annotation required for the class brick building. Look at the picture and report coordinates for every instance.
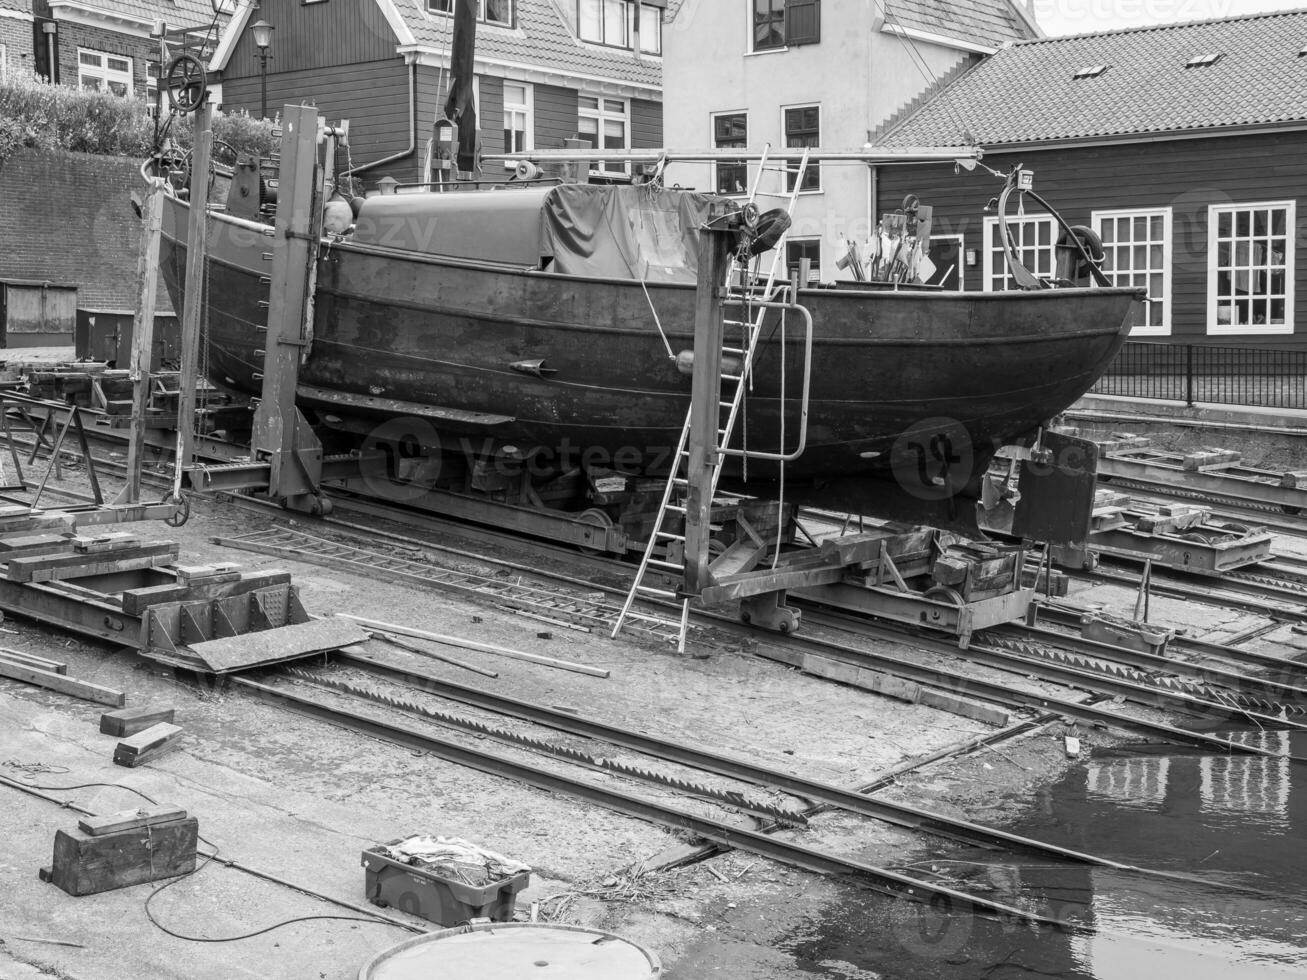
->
[5,0,226,100]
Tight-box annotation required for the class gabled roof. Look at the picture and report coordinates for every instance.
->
[211,0,671,93]
[880,8,1307,147]
[0,0,32,15]
[881,0,1039,51]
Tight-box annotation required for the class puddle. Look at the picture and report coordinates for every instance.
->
[777,730,1307,978]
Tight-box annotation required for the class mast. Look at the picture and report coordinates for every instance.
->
[445,0,479,174]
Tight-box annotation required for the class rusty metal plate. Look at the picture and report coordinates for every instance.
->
[1012,431,1100,547]
[185,618,367,674]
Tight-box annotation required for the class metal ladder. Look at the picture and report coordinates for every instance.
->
[611,146,811,652]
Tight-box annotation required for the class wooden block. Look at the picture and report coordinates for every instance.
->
[78,805,187,837]
[0,648,67,674]
[0,659,124,706]
[1280,471,1307,489]
[0,533,72,554]
[71,532,141,553]
[100,705,176,738]
[49,817,198,896]
[173,563,241,585]
[38,866,53,883]
[918,689,1009,727]
[1181,449,1240,472]
[113,722,183,768]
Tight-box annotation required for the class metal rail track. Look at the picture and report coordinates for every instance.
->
[221,523,1304,759]
[230,674,1072,928]
[319,651,1297,902]
[1084,563,1307,624]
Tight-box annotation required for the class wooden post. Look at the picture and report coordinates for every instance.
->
[115,178,166,506]
[683,209,736,597]
[249,103,325,505]
[172,102,214,501]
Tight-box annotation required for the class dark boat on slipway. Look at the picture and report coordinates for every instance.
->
[156,176,1138,517]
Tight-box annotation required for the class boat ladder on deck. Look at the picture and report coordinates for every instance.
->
[612,147,812,652]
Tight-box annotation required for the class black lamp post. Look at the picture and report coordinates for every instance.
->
[250,19,274,120]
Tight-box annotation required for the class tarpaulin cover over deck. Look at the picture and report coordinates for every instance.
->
[351,184,715,283]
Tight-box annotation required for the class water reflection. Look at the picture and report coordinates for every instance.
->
[780,729,1307,978]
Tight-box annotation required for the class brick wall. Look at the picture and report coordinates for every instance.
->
[0,14,33,78]
[0,147,172,312]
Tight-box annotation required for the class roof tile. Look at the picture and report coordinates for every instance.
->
[883,0,1034,49]
[880,9,1307,146]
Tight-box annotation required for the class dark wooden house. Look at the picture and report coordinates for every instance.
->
[209,0,676,189]
[874,9,1307,349]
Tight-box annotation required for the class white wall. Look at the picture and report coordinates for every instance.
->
[663,1,972,281]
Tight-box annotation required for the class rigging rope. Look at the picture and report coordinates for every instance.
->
[870,0,977,146]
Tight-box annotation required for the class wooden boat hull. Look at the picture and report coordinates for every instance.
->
[160,197,1136,504]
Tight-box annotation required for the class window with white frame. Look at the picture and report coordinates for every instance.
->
[78,49,133,97]
[502,81,533,167]
[783,104,819,192]
[786,239,821,283]
[983,216,1056,291]
[713,112,748,196]
[427,0,513,27]
[146,59,160,102]
[579,95,627,173]
[1208,201,1295,334]
[0,44,7,78]
[1093,208,1172,336]
[578,1,662,52]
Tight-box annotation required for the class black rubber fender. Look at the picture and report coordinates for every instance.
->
[746,208,793,256]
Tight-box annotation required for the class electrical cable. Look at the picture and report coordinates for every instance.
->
[0,770,423,942]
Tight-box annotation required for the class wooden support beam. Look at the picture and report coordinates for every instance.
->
[5,542,180,582]
[0,659,124,706]
[120,568,292,617]
[50,816,197,895]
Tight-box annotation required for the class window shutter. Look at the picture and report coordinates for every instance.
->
[785,0,820,45]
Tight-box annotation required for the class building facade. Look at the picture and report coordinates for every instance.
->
[661,0,1039,283]
[210,0,676,190]
[876,10,1307,348]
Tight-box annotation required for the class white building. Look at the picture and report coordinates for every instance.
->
[662,0,1039,282]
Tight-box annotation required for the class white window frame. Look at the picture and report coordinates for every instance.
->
[1093,207,1173,337]
[711,110,748,197]
[78,48,133,97]
[427,0,513,27]
[579,94,628,174]
[0,44,8,79]
[982,215,1056,292]
[1207,200,1296,336]
[928,233,965,290]
[786,237,822,284]
[502,80,533,170]
[781,102,820,194]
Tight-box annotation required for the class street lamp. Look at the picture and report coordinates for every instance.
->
[250,19,274,120]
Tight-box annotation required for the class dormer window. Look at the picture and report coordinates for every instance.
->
[427,0,513,28]
[1185,52,1223,68]
[578,0,663,55]
[1073,65,1108,79]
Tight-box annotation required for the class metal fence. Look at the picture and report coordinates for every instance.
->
[1090,342,1307,410]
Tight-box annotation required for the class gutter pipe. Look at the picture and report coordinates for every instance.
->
[343,60,418,182]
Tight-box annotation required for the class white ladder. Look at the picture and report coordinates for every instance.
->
[611,146,811,652]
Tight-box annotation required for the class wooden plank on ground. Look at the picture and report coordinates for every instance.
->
[100,705,176,737]
[340,614,611,678]
[78,804,187,837]
[0,647,67,674]
[0,659,124,706]
[6,542,180,582]
[185,617,368,673]
[113,722,183,767]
